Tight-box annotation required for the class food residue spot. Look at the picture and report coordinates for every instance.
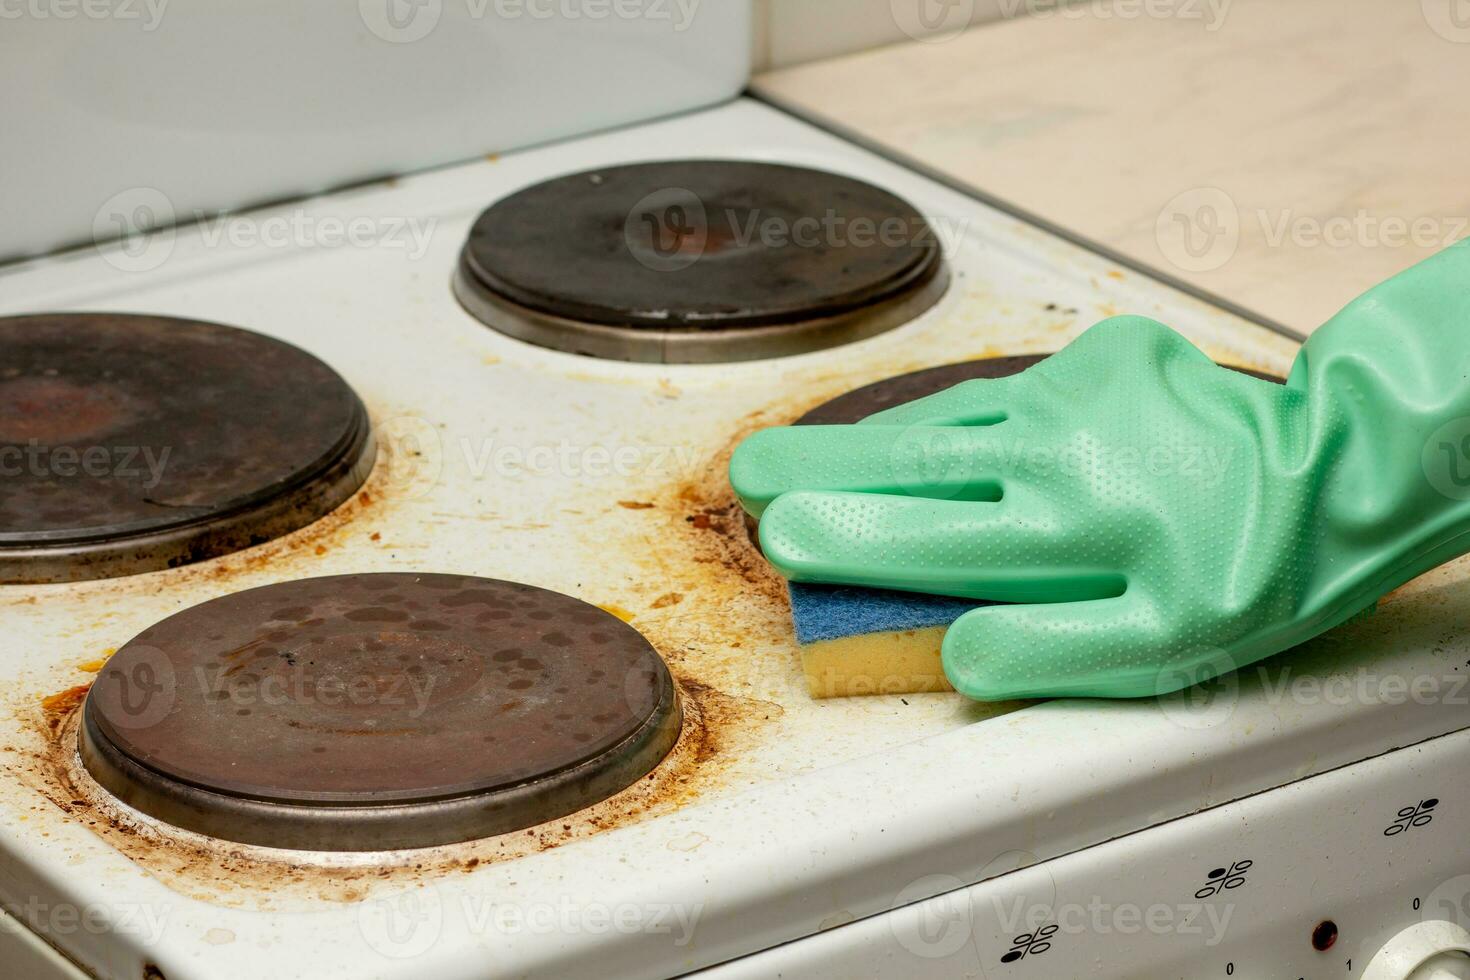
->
[598,604,636,623]
[41,685,90,715]
[204,928,236,946]
[650,593,684,609]
[667,832,708,852]
[77,650,114,673]
[617,501,655,510]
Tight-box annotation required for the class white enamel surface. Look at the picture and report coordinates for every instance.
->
[0,0,750,262]
[704,727,1470,978]
[0,99,1465,979]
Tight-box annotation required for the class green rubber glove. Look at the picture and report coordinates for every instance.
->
[731,240,1470,700]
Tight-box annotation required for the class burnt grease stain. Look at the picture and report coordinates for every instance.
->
[18,672,746,908]
[5,395,831,908]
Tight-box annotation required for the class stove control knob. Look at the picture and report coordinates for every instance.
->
[1364,922,1470,980]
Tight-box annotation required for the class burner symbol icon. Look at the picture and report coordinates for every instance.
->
[1000,923,1058,964]
[1385,799,1439,836]
[1195,860,1253,899]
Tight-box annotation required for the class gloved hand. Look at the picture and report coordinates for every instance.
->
[731,240,1470,700]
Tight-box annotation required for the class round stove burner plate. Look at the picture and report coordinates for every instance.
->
[0,314,374,583]
[80,574,681,850]
[455,160,949,363]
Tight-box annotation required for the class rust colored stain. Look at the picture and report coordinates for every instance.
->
[0,377,138,445]
[12,672,751,906]
[40,685,91,730]
[2,372,909,906]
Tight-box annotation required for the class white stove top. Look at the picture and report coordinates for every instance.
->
[1,98,1465,980]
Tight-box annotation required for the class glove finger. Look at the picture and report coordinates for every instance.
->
[730,423,1009,518]
[758,490,1122,603]
[941,596,1229,700]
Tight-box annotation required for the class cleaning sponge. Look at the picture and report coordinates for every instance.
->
[782,359,1034,698]
[791,582,981,697]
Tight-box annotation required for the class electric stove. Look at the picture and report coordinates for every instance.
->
[2,97,1469,980]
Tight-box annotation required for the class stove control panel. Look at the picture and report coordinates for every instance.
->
[703,725,1470,979]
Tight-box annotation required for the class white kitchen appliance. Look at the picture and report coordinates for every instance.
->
[2,8,1469,980]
